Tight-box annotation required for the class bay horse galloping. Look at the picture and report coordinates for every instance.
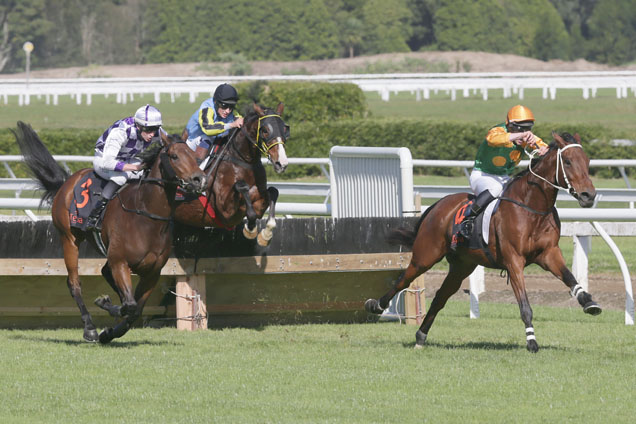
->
[175,103,289,245]
[14,122,206,343]
[366,133,601,352]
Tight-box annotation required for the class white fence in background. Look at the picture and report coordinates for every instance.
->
[2,71,636,105]
[1,153,634,324]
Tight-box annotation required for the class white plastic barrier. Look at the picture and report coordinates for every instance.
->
[329,146,415,218]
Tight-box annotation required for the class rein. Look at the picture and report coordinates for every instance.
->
[116,146,188,221]
[527,143,583,198]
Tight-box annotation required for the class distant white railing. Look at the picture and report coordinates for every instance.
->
[2,71,636,105]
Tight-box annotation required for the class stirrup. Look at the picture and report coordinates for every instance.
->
[459,218,474,239]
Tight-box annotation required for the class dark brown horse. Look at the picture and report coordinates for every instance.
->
[13,122,206,343]
[365,133,601,352]
[175,103,289,245]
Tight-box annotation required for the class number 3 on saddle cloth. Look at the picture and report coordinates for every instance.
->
[450,195,498,266]
[69,171,110,231]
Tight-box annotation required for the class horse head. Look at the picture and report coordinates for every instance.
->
[140,135,206,195]
[547,132,596,208]
[251,103,289,174]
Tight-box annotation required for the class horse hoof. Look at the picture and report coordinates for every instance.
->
[83,329,99,342]
[526,339,539,353]
[243,225,258,240]
[415,330,427,348]
[98,328,114,344]
[364,299,384,314]
[583,301,602,316]
[257,230,273,247]
[94,294,111,309]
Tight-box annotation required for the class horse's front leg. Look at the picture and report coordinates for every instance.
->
[507,258,539,353]
[535,246,602,315]
[234,180,258,240]
[97,261,138,344]
[257,186,279,247]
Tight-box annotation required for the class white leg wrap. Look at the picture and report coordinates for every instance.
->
[243,224,258,239]
[571,284,584,298]
[525,327,536,341]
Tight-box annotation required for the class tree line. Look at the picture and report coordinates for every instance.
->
[1,0,635,74]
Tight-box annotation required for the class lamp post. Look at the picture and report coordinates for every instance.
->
[23,41,34,88]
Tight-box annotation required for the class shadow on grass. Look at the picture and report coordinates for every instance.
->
[8,333,180,347]
[402,340,566,352]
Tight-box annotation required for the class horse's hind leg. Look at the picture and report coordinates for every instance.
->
[257,186,279,246]
[234,180,258,240]
[365,241,446,315]
[415,258,476,348]
[535,246,601,315]
[62,234,98,342]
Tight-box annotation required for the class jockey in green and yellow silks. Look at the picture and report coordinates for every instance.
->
[458,105,549,240]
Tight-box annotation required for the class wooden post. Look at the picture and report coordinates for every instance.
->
[176,274,207,331]
[414,193,422,216]
[404,275,426,326]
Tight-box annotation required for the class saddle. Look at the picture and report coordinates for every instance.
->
[69,171,110,231]
[450,196,498,266]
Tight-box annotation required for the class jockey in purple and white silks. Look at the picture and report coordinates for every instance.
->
[87,104,165,230]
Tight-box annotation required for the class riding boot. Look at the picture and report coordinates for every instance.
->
[86,197,108,230]
[459,190,496,239]
[86,181,119,230]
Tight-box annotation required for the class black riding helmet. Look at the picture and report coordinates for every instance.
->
[213,83,239,106]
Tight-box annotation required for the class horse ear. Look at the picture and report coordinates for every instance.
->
[160,131,170,146]
[552,132,566,148]
[253,103,265,117]
[574,133,581,144]
[276,102,284,116]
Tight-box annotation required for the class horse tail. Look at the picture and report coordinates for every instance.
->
[13,121,69,207]
[386,198,443,249]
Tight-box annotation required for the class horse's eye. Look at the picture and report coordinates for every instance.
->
[564,159,571,166]
[171,154,178,160]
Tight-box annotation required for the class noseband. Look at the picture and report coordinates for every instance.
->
[527,143,583,199]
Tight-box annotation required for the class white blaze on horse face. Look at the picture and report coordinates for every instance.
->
[274,139,289,168]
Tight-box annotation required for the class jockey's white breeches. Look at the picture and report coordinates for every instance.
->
[469,169,511,197]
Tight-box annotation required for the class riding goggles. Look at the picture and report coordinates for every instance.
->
[218,101,235,110]
[138,125,161,134]
[509,122,534,132]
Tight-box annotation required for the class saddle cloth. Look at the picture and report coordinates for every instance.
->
[69,171,109,231]
[451,196,500,249]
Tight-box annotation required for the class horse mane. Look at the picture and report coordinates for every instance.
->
[135,141,163,169]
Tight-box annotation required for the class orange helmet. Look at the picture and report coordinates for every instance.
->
[506,105,535,126]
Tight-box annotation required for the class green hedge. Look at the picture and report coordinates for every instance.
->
[1,119,632,180]
[233,81,368,123]
[278,120,634,179]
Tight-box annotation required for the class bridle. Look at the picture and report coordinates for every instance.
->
[498,143,584,215]
[241,113,289,156]
[526,143,583,199]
